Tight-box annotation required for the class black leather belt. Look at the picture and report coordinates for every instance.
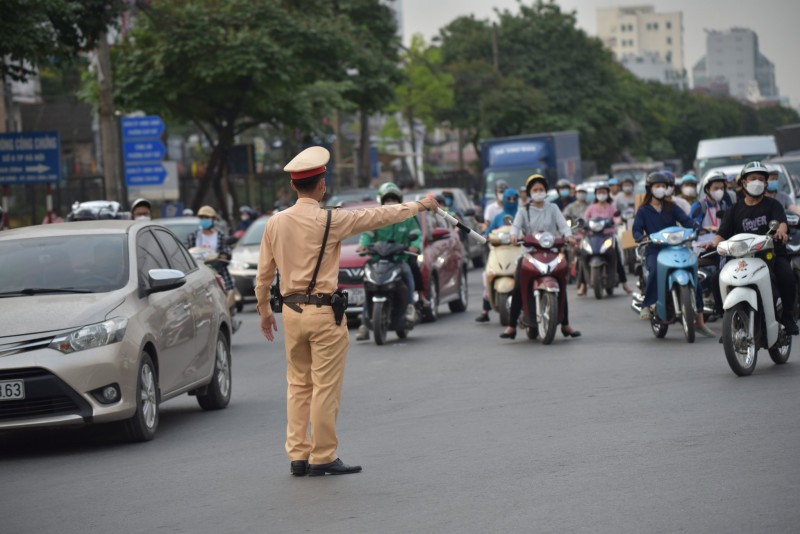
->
[283,293,332,306]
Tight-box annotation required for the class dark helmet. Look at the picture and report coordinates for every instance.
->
[645,172,670,189]
[525,174,548,193]
[620,175,635,185]
[661,170,676,185]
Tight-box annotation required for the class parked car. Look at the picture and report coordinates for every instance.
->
[337,202,469,323]
[228,215,271,308]
[0,221,233,441]
[415,187,485,268]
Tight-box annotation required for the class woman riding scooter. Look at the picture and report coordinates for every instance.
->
[500,174,581,339]
[632,172,714,336]
[476,188,519,322]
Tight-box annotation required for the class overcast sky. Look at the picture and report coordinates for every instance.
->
[401,0,800,108]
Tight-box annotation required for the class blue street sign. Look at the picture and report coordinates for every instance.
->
[121,115,166,186]
[0,131,62,185]
[121,116,165,139]
[125,163,168,186]
[123,140,166,164]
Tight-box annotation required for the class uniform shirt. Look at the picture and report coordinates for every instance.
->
[511,203,572,238]
[717,196,787,256]
[255,198,421,315]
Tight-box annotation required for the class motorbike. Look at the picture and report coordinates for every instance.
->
[631,226,698,343]
[188,247,242,334]
[618,207,637,274]
[579,217,618,299]
[565,216,584,285]
[486,222,521,326]
[361,241,420,346]
[517,231,568,345]
[717,222,792,376]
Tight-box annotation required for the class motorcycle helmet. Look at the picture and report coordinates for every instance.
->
[679,174,698,185]
[131,198,151,212]
[378,182,403,204]
[645,171,670,189]
[555,178,571,188]
[702,171,728,193]
[608,178,619,186]
[739,160,769,182]
[495,180,509,193]
[525,174,548,194]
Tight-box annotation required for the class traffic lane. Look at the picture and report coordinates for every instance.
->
[1,275,799,533]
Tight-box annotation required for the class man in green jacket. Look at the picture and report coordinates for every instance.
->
[355,182,422,341]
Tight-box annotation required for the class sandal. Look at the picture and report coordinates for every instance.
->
[640,307,653,320]
[696,324,715,337]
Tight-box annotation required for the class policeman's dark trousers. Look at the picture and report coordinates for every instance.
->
[642,251,703,310]
[282,303,349,465]
[508,261,570,327]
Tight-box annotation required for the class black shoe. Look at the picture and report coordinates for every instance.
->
[561,327,581,338]
[308,458,362,477]
[290,460,309,477]
[475,314,490,323]
[499,329,516,339]
[783,320,799,336]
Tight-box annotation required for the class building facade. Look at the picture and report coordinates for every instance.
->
[692,28,778,102]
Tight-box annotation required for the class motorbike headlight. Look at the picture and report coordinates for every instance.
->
[537,233,555,249]
[600,238,613,253]
[49,317,128,354]
[588,220,604,233]
[417,254,424,265]
[664,231,685,245]
[581,240,592,254]
[498,232,511,245]
[726,239,753,258]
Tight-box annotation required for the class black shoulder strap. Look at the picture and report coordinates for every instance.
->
[307,209,332,297]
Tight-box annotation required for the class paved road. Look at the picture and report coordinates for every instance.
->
[2,269,800,533]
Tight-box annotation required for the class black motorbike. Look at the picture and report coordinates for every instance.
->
[579,217,619,299]
[362,241,419,346]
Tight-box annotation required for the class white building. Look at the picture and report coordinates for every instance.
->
[597,5,686,88]
[692,28,778,103]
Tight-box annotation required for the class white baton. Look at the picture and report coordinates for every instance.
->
[436,208,487,245]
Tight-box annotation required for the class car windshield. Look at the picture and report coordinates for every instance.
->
[0,235,129,295]
[240,217,269,246]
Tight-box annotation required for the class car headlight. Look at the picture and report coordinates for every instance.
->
[600,238,613,253]
[49,317,128,354]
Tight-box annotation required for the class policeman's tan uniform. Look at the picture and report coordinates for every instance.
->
[255,147,423,465]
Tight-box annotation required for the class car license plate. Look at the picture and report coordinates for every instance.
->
[0,380,25,401]
[347,288,365,306]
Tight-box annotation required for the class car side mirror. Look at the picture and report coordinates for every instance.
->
[146,269,186,295]
[431,228,451,241]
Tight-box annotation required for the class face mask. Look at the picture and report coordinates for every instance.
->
[710,189,725,202]
[665,186,674,196]
[682,186,696,197]
[502,201,518,216]
[576,192,587,202]
[596,193,608,202]
[199,219,213,230]
[651,187,666,200]
[240,214,249,221]
[767,181,779,192]
[135,215,150,221]
[531,192,547,203]
[444,197,453,207]
[622,185,633,193]
[559,189,570,198]
[745,181,765,196]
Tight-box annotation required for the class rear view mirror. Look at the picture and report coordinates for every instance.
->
[503,215,514,225]
[147,269,186,294]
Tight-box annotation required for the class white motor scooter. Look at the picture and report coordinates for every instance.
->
[717,222,792,376]
[486,223,521,326]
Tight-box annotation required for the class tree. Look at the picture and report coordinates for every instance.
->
[115,0,364,216]
[0,0,123,81]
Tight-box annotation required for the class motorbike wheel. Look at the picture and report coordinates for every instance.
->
[651,317,668,338]
[679,285,695,344]
[768,328,792,365]
[592,266,603,300]
[497,292,512,327]
[538,292,559,345]
[449,268,468,313]
[722,302,757,376]
[373,301,390,346]
[422,277,439,323]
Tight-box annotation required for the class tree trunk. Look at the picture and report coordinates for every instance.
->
[358,108,371,187]
[406,109,419,186]
[97,33,122,203]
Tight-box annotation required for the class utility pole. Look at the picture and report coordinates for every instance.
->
[491,23,500,74]
[97,32,122,203]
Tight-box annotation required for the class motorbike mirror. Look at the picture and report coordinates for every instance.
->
[769,220,779,232]
[575,218,585,228]
[502,215,513,225]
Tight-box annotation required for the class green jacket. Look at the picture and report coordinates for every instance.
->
[358,217,422,262]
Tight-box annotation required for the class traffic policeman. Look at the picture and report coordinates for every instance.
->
[255,146,438,477]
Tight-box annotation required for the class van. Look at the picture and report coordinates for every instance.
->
[695,135,778,177]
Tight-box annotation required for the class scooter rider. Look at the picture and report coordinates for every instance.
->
[477,188,520,322]
[500,174,581,339]
[355,182,422,341]
[664,171,691,215]
[582,182,633,294]
[710,161,799,335]
[608,177,621,200]
[614,176,636,212]
[553,178,575,211]
[563,185,589,222]
[678,174,699,205]
[691,171,731,232]
[633,172,714,336]
[484,180,510,226]
[765,167,800,216]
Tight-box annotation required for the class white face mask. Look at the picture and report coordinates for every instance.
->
[622,185,633,193]
[710,189,725,202]
[531,192,547,203]
[576,192,587,202]
[651,187,666,200]
[596,193,608,202]
[665,186,674,196]
[745,181,765,196]
[682,186,696,197]
[135,215,151,221]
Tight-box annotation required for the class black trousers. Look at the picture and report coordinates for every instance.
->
[712,255,796,322]
[508,259,570,327]
[409,258,423,290]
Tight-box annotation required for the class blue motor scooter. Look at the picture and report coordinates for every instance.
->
[631,226,698,343]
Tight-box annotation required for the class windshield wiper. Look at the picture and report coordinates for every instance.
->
[0,288,94,297]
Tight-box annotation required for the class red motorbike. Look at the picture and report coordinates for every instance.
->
[518,231,569,345]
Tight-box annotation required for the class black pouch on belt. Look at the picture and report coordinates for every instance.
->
[331,290,348,325]
[269,284,283,313]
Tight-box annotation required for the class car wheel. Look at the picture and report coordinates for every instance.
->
[423,276,439,322]
[123,352,159,442]
[197,331,232,410]
[449,268,468,313]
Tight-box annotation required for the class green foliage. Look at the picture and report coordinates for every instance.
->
[0,0,123,81]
